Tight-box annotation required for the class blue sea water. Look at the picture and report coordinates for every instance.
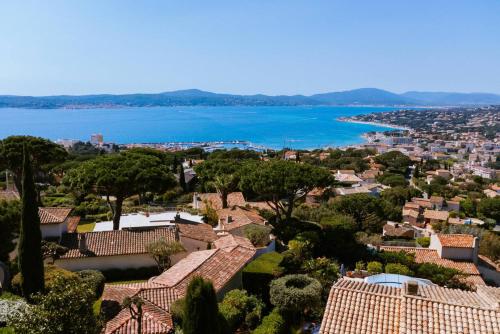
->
[0,106,401,149]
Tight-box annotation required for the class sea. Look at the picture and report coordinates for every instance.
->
[0,106,401,150]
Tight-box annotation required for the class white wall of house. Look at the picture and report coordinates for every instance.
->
[55,252,187,272]
[41,222,67,239]
[440,247,475,261]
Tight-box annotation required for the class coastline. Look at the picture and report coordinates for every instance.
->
[336,117,412,131]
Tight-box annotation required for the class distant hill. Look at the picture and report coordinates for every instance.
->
[401,91,500,105]
[1,88,499,109]
[310,88,419,106]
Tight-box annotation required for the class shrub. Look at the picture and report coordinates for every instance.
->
[385,263,413,276]
[219,289,264,331]
[77,270,106,299]
[367,261,383,274]
[378,250,415,267]
[11,265,77,295]
[243,252,283,304]
[269,275,321,317]
[416,237,430,248]
[170,297,185,327]
[252,308,286,334]
[244,225,270,247]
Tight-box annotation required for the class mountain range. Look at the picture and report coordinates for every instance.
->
[1,88,500,108]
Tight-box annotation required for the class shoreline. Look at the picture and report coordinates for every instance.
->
[336,118,412,131]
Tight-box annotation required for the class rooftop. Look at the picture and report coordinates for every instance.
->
[59,228,177,259]
[39,207,73,225]
[176,222,218,243]
[93,211,204,232]
[320,278,500,334]
[437,234,476,248]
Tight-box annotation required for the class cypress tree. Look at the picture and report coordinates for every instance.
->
[172,155,179,173]
[182,277,221,334]
[18,146,45,301]
[179,163,187,192]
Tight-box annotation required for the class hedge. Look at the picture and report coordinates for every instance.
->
[252,308,286,334]
[242,252,283,304]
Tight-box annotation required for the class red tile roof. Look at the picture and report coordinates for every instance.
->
[437,234,476,248]
[102,236,256,334]
[380,246,484,284]
[320,278,500,334]
[176,223,218,243]
[39,207,72,225]
[59,228,177,259]
[217,207,266,232]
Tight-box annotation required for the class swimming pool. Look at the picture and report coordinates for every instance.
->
[364,273,434,288]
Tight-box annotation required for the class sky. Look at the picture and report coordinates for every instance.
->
[1,0,499,96]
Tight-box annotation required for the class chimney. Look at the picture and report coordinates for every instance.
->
[405,281,419,296]
[175,212,181,223]
[227,215,232,224]
[193,192,199,209]
[78,234,87,253]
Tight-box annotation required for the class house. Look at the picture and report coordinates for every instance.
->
[484,189,499,198]
[445,199,460,212]
[0,189,19,201]
[101,235,256,334]
[283,150,297,160]
[402,207,421,227]
[39,207,80,239]
[471,166,496,179]
[334,184,384,197]
[334,170,363,184]
[93,211,204,232]
[435,169,451,178]
[192,192,246,211]
[216,206,268,237]
[429,233,479,263]
[423,209,449,225]
[381,234,486,286]
[176,222,218,251]
[410,197,433,209]
[429,196,444,210]
[319,278,500,334]
[54,228,182,271]
[382,222,416,239]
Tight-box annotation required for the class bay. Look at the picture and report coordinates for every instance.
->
[0,106,401,149]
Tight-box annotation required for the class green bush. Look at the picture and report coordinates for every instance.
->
[252,308,286,334]
[378,250,415,267]
[170,297,185,327]
[416,237,430,248]
[77,270,106,299]
[219,289,264,331]
[11,265,77,295]
[243,252,283,304]
[269,275,321,317]
[367,261,383,274]
[385,263,413,276]
[244,225,270,247]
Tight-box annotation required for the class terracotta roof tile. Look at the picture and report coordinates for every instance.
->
[66,216,80,233]
[437,234,476,248]
[380,246,484,283]
[320,278,500,334]
[176,223,217,243]
[423,209,449,221]
[59,228,176,259]
[213,234,255,250]
[38,207,72,224]
[217,207,266,232]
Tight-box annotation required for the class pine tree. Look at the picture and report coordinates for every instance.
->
[18,145,45,301]
[172,155,179,173]
[179,163,187,192]
[182,277,221,334]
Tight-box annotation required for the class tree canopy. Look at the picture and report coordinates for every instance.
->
[0,136,67,194]
[0,199,20,262]
[239,160,332,221]
[63,151,176,230]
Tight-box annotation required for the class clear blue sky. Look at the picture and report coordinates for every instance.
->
[1,0,499,96]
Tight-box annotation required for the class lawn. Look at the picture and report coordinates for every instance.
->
[77,221,96,233]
